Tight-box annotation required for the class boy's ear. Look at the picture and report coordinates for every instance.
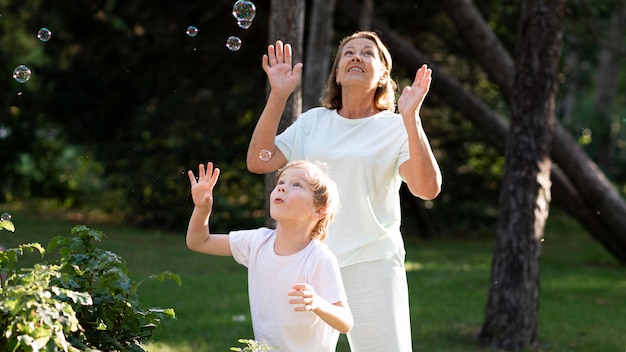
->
[314,206,327,219]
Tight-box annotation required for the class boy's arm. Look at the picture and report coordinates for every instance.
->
[186,206,232,256]
[186,162,232,256]
[289,284,354,334]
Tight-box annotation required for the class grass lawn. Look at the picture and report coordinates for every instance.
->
[1,206,624,351]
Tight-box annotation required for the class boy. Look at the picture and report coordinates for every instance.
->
[186,160,353,351]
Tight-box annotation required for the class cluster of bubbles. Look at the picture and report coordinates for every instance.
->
[184,0,256,52]
[12,2,257,83]
[12,27,52,84]
[228,0,256,51]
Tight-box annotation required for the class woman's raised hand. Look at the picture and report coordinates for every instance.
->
[262,40,303,98]
[397,64,432,120]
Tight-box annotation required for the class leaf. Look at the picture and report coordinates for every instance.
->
[0,221,15,232]
[64,290,93,306]
[148,307,176,319]
[155,271,182,287]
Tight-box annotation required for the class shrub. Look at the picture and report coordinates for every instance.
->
[0,216,180,351]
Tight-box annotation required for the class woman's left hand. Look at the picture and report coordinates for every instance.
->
[397,64,432,120]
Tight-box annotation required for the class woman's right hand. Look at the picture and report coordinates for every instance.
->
[262,40,303,99]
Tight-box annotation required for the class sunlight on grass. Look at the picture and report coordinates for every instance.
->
[142,341,209,352]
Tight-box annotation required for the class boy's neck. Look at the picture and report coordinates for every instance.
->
[273,223,314,256]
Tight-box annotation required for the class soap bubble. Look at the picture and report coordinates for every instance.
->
[232,0,256,24]
[259,149,272,161]
[237,20,252,29]
[226,36,242,51]
[12,65,31,83]
[1,212,11,222]
[37,27,52,42]
[186,25,198,37]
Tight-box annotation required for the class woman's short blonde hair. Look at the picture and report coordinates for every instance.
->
[275,160,339,242]
[320,31,397,112]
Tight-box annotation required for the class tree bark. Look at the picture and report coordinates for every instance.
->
[593,1,625,169]
[440,0,515,98]
[303,0,337,110]
[478,1,564,349]
[265,0,305,226]
[359,0,374,30]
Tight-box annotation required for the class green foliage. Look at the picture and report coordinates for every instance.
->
[0,222,179,351]
[230,338,279,352]
[0,262,90,352]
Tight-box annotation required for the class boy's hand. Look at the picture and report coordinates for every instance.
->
[288,283,320,312]
[188,162,221,209]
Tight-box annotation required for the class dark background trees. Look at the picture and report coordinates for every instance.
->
[1,0,625,244]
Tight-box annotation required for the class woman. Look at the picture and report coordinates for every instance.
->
[246,31,442,351]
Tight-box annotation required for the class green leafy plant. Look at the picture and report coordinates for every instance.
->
[230,338,279,352]
[0,216,180,351]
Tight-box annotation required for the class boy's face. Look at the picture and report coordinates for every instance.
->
[270,168,319,222]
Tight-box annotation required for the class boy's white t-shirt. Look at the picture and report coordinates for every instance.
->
[229,227,347,352]
[275,108,411,267]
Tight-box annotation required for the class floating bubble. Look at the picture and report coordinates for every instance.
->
[1,212,11,222]
[226,36,242,51]
[259,149,272,161]
[186,25,198,37]
[232,0,256,23]
[12,65,32,83]
[37,27,52,42]
[237,20,252,29]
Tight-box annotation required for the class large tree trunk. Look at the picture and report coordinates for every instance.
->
[264,0,305,226]
[303,0,336,110]
[478,1,564,349]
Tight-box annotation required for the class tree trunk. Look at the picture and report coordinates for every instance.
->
[265,0,305,226]
[478,1,565,349]
[359,0,374,30]
[303,0,336,110]
[593,1,625,169]
[440,0,515,97]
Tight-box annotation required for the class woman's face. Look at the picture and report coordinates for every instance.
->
[335,38,387,91]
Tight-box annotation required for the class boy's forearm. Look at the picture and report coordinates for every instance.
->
[313,301,353,334]
[186,207,211,250]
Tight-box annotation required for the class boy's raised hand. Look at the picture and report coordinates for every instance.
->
[188,162,221,209]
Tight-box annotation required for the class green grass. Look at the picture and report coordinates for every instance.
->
[1,207,624,352]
